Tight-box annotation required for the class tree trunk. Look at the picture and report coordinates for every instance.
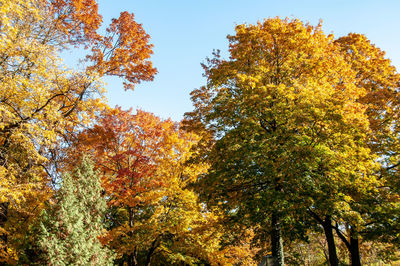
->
[126,207,138,266]
[145,251,153,266]
[271,212,284,266]
[127,253,138,266]
[145,235,162,266]
[145,245,155,266]
[127,254,133,266]
[321,216,339,266]
[349,228,361,266]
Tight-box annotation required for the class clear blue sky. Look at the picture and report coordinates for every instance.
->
[94,0,400,121]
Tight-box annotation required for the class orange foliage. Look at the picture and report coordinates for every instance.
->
[87,12,157,90]
[76,108,168,208]
[70,108,255,264]
[49,0,102,44]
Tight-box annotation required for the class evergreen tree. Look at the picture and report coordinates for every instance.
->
[38,156,114,265]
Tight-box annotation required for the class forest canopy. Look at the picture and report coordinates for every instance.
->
[0,1,399,265]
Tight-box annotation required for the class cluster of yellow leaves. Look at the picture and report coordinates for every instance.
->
[199,16,377,205]
[336,33,400,169]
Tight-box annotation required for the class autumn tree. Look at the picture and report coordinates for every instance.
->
[0,0,156,262]
[185,17,378,266]
[332,33,400,264]
[69,107,251,265]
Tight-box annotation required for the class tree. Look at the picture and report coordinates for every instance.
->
[37,156,114,265]
[185,17,377,266]
[68,108,221,265]
[332,33,400,265]
[0,0,156,262]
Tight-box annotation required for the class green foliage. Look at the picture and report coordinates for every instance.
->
[37,156,114,265]
[185,17,382,264]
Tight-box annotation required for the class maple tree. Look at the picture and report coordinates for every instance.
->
[0,0,156,262]
[185,17,381,266]
[70,107,250,265]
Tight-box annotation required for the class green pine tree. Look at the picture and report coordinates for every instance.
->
[38,156,114,265]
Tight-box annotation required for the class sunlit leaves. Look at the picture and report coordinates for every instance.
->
[0,0,156,262]
[185,17,380,262]
[72,108,231,264]
[87,12,157,90]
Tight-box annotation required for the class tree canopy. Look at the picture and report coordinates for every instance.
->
[0,1,400,265]
[184,17,399,265]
